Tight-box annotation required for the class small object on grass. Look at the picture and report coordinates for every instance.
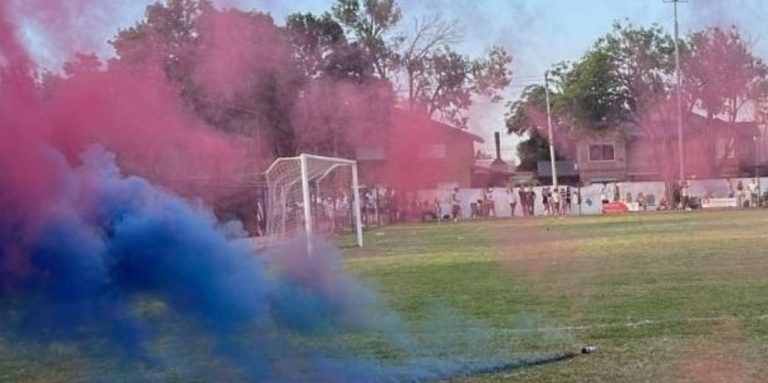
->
[581,345,597,354]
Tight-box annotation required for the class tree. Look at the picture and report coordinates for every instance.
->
[285,12,347,78]
[507,23,679,176]
[328,0,512,128]
[110,0,211,81]
[331,0,401,79]
[516,130,556,172]
[63,52,103,78]
[111,0,308,157]
[409,45,511,128]
[505,84,569,171]
[682,26,768,173]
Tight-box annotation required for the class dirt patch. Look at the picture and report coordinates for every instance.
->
[678,323,760,383]
[494,223,582,281]
[492,221,601,324]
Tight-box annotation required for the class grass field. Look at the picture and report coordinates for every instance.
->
[340,209,768,382]
[3,209,768,382]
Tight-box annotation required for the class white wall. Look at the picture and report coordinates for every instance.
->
[417,177,768,217]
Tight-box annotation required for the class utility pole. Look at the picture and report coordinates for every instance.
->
[545,71,558,188]
[756,135,761,207]
[664,0,687,182]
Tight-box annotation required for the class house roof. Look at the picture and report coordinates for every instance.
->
[393,109,485,143]
[628,113,759,138]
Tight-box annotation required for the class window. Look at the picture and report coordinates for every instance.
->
[356,147,385,160]
[589,144,615,162]
[418,144,447,159]
[715,138,736,160]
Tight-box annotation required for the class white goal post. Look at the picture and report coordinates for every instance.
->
[264,153,363,247]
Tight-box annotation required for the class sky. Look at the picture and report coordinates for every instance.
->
[10,0,768,162]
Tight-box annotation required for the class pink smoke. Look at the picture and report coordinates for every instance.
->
[1,1,248,197]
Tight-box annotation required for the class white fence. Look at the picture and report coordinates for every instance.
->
[417,177,768,218]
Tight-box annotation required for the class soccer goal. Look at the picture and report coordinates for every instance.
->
[264,153,363,247]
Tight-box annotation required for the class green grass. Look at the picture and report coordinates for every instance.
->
[340,210,768,382]
[4,210,768,382]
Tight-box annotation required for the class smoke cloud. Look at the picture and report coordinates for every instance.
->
[0,1,569,382]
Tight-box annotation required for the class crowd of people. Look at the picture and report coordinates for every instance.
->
[428,185,580,221]
[595,178,766,212]
[721,178,762,208]
[258,178,767,237]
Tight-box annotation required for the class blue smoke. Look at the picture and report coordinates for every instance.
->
[0,146,568,382]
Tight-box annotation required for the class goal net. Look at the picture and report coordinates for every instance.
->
[264,154,363,247]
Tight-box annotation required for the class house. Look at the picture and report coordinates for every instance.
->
[471,132,514,187]
[574,113,760,184]
[354,111,485,190]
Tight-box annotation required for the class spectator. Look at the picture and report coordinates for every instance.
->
[519,186,528,217]
[613,183,621,202]
[388,190,400,223]
[673,182,681,209]
[657,195,670,210]
[749,179,758,207]
[542,186,550,215]
[451,187,461,221]
[473,199,483,218]
[486,188,496,217]
[637,192,647,211]
[727,178,735,198]
[433,196,442,221]
[508,186,518,217]
[681,181,690,210]
[552,187,561,216]
[565,186,572,213]
[737,180,745,207]
[529,186,536,216]
[600,184,609,204]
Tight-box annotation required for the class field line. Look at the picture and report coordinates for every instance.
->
[495,314,768,333]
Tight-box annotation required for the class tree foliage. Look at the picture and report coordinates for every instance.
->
[682,26,768,172]
[327,0,512,128]
[331,0,401,79]
[106,0,395,159]
[506,21,768,178]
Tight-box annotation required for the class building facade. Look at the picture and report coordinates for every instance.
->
[354,111,484,190]
[574,114,760,184]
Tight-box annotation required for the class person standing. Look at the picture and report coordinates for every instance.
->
[529,185,536,216]
[451,187,461,221]
[508,186,518,217]
[519,186,528,217]
[485,188,496,217]
[600,184,609,205]
[749,179,759,207]
[637,192,647,212]
[681,181,689,210]
[565,186,572,213]
[552,187,561,216]
[737,180,745,208]
[560,187,567,215]
[727,179,735,198]
[542,186,550,216]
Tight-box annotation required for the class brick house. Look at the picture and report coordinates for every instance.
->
[575,114,760,183]
[354,111,484,190]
